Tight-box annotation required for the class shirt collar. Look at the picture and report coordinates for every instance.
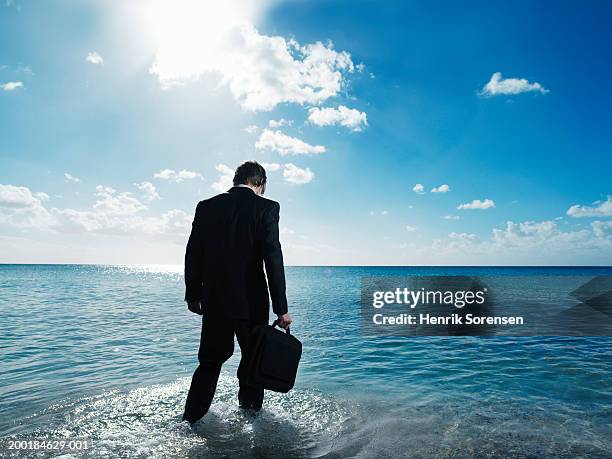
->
[231,184,255,194]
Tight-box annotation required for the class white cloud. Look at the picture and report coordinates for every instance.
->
[64,172,81,183]
[0,184,193,248]
[0,184,55,227]
[244,125,258,134]
[255,129,325,155]
[17,65,34,76]
[268,118,292,128]
[0,183,191,239]
[592,221,612,239]
[567,196,612,218]
[481,72,548,96]
[150,12,356,112]
[283,163,314,184]
[434,232,478,251]
[307,105,368,131]
[1,81,23,91]
[50,205,191,239]
[492,220,559,245]
[380,210,388,215]
[134,181,160,202]
[211,164,234,192]
[93,185,146,216]
[154,169,202,182]
[432,219,612,262]
[442,215,460,220]
[85,52,104,65]
[261,162,281,172]
[95,185,115,195]
[0,184,44,208]
[405,225,416,232]
[210,162,314,187]
[457,199,495,210]
[412,183,425,194]
[431,184,450,193]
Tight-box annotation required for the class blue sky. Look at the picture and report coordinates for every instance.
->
[0,0,611,265]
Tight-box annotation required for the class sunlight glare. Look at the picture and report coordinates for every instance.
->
[148,0,251,83]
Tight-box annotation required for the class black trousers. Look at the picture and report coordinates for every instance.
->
[183,314,265,423]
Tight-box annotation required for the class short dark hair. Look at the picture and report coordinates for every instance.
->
[233,161,267,188]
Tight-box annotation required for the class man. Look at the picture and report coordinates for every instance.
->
[182,161,292,423]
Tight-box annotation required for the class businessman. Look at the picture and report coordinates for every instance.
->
[182,161,292,423]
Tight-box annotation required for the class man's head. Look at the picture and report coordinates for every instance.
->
[233,161,267,195]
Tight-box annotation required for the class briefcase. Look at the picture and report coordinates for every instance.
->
[241,320,302,393]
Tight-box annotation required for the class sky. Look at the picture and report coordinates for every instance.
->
[0,0,611,265]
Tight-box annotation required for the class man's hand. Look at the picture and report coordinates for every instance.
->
[187,300,202,315]
[277,313,292,329]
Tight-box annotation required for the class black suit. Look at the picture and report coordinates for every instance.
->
[183,186,288,422]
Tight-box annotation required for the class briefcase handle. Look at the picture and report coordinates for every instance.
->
[272,319,291,335]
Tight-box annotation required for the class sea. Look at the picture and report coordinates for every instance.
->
[1,265,611,458]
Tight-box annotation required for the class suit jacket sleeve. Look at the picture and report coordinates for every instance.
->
[262,202,288,315]
[184,202,204,303]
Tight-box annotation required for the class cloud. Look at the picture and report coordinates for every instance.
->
[17,65,34,76]
[93,185,146,216]
[150,16,356,111]
[261,163,315,185]
[405,225,416,232]
[414,217,612,264]
[261,162,281,172]
[1,81,23,91]
[85,52,104,65]
[0,184,45,208]
[592,221,612,239]
[412,183,425,194]
[64,172,81,183]
[0,183,191,240]
[154,169,203,182]
[0,184,55,227]
[307,105,368,131]
[268,119,292,128]
[566,196,612,218]
[283,163,314,184]
[433,232,478,251]
[255,129,325,155]
[431,184,450,193]
[457,199,495,210]
[442,215,460,220]
[244,125,258,134]
[50,205,191,239]
[211,164,234,192]
[492,220,558,245]
[134,181,160,202]
[480,72,548,96]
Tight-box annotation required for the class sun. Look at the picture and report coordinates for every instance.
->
[148,0,254,83]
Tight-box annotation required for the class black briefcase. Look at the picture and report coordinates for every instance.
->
[241,320,302,393]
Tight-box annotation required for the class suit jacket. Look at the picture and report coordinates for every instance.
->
[184,186,288,322]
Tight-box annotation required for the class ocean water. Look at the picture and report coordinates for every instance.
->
[1,265,611,458]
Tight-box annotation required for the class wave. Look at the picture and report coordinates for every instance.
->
[9,373,611,458]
